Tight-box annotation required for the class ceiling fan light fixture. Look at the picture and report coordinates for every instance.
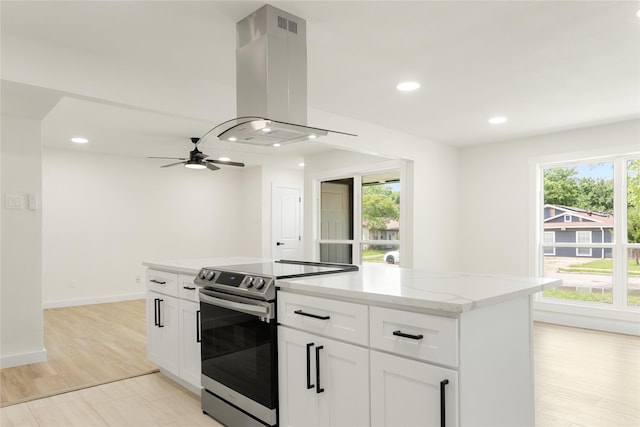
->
[184,160,207,170]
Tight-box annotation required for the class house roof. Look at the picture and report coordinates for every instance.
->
[544,204,614,229]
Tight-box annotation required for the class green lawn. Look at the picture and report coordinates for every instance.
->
[558,258,640,276]
[543,288,640,306]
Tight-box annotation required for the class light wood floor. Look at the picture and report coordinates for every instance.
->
[0,372,221,427]
[1,300,638,426]
[534,322,639,426]
[0,300,158,407]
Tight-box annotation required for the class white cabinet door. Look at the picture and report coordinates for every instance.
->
[179,299,201,388]
[278,327,369,427]
[146,291,180,375]
[370,350,458,427]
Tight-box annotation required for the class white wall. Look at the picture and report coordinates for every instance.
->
[1,116,45,367]
[42,147,249,306]
[457,119,640,275]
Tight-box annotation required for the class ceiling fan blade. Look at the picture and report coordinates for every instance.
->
[206,159,245,167]
[206,162,220,171]
[161,161,187,168]
[148,156,187,160]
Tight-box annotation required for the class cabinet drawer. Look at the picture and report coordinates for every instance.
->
[277,291,368,346]
[178,274,199,302]
[370,306,458,367]
[146,269,178,297]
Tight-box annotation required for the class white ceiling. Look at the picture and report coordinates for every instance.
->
[2,1,639,167]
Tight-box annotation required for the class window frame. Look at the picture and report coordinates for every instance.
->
[312,160,409,266]
[531,149,640,325]
[575,231,592,257]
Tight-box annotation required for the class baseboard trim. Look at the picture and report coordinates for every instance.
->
[534,308,640,336]
[43,292,145,309]
[0,348,47,369]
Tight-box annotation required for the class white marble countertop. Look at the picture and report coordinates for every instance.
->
[142,257,270,275]
[277,264,561,313]
[142,258,560,313]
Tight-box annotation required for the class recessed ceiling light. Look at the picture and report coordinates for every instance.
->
[228,137,237,142]
[298,162,305,167]
[71,137,88,144]
[396,81,420,91]
[218,157,231,162]
[488,116,507,124]
[273,143,281,147]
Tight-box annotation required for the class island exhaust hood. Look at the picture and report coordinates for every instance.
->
[208,5,355,146]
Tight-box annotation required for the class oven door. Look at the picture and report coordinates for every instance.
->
[199,289,277,423]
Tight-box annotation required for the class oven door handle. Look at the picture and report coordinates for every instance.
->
[199,292,272,318]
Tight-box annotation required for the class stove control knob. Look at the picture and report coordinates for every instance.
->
[254,278,265,290]
[205,270,215,281]
[245,277,254,288]
[199,270,207,279]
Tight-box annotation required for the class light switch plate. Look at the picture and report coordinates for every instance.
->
[5,195,24,209]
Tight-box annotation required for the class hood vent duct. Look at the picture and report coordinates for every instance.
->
[207,5,355,147]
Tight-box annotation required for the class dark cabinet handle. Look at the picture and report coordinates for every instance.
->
[157,299,164,328]
[306,343,314,389]
[393,330,424,340]
[183,286,196,290]
[196,310,201,343]
[154,298,160,326]
[315,345,324,394]
[294,310,330,320]
[150,279,166,285]
[440,379,449,427]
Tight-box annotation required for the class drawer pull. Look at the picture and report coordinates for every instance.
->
[306,343,314,389]
[440,379,449,427]
[150,279,166,285]
[183,286,196,290]
[393,330,424,340]
[315,345,325,394]
[294,310,330,320]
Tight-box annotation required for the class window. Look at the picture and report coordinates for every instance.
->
[575,231,592,257]
[318,167,402,266]
[543,232,556,255]
[538,156,640,309]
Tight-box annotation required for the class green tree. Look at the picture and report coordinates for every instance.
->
[576,177,614,213]
[544,167,579,206]
[362,185,399,231]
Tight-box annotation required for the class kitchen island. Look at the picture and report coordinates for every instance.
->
[143,258,559,427]
[276,264,560,427]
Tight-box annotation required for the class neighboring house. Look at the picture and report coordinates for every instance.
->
[363,219,399,245]
[543,204,613,258]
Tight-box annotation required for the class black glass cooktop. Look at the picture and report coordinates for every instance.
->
[207,260,358,279]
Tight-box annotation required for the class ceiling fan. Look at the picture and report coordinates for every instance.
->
[148,137,245,171]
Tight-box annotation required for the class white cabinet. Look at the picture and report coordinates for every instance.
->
[146,270,201,392]
[370,350,458,427]
[146,290,180,375]
[179,299,201,387]
[278,326,369,427]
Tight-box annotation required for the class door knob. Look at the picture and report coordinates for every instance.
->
[276,242,284,246]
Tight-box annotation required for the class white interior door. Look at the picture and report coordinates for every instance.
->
[272,185,303,260]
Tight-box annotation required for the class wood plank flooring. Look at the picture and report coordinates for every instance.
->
[0,300,158,407]
[0,372,221,427]
[534,322,640,426]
